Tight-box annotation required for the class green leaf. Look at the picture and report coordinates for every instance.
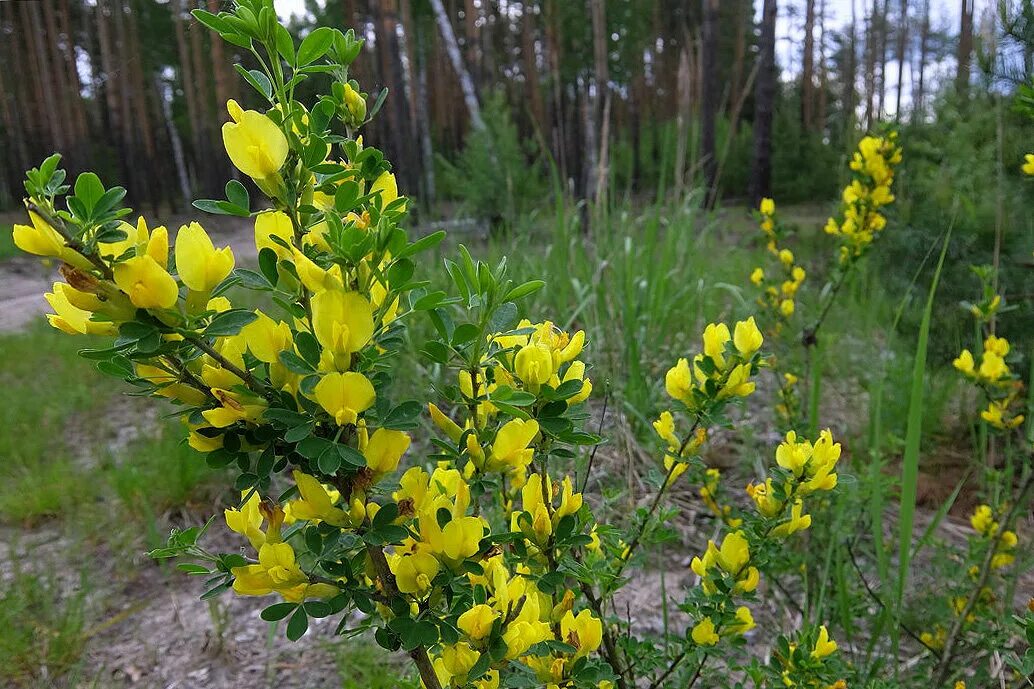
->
[318,448,341,475]
[261,602,297,622]
[395,231,445,259]
[382,401,423,429]
[234,64,273,100]
[334,180,361,212]
[73,172,105,214]
[297,26,335,66]
[258,247,279,285]
[893,227,951,660]
[206,309,258,337]
[504,280,545,302]
[274,23,295,64]
[191,8,235,34]
[225,180,250,210]
[286,607,309,641]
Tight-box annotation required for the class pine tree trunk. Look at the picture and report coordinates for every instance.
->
[700,0,720,208]
[875,0,887,119]
[673,44,692,199]
[429,0,486,131]
[956,0,974,97]
[864,1,876,128]
[845,0,858,133]
[24,1,64,153]
[802,0,816,130]
[588,0,609,203]
[913,0,930,123]
[749,0,777,205]
[894,0,908,120]
[173,0,200,186]
[818,0,828,131]
[521,1,545,135]
[729,0,748,126]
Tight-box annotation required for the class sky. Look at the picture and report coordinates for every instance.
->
[272,0,972,117]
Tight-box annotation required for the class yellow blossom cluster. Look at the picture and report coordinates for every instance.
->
[969,504,1018,570]
[823,133,903,263]
[953,335,1025,430]
[747,429,841,539]
[656,317,763,485]
[749,197,806,328]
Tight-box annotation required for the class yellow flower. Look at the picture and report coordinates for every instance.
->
[652,411,679,449]
[561,609,602,658]
[718,363,755,399]
[490,418,540,470]
[113,255,179,309]
[716,531,750,574]
[222,99,288,183]
[733,317,763,357]
[502,620,552,659]
[136,363,208,406]
[515,342,555,386]
[984,334,1010,357]
[760,197,775,216]
[428,403,464,443]
[1022,153,1034,176]
[363,428,411,473]
[389,548,441,596]
[779,299,795,317]
[953,349,975,376]
[729,606,755,635]
[14,211,93,269]
[458,604,499,641]
[440,642,480,678]
[970,504,998,536]
[313,371,376,426]
[240,310,293,363]
[770,499,812,538]
[750,267,765,285]
[175,222,235,294]
[289,471,352,525]
[778,249,794,267]
[224,490,265,551]
[811,625,837,659]
[370,171,400,207]
[978,351,1009,383]
[311,289,375,369]
[254,210,295,259]
[664,358,694,403]
[44,284,118,336]
[702,322,731,368]
[691,617,719,646]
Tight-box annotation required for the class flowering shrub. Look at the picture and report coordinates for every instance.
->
[10,3,1033,688]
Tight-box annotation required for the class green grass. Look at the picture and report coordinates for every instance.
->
[0,567,87,685]
[0,223,16,261]
[327,637,418,689]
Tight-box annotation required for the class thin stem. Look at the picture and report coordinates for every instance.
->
[27,202,115,280]
[184,334,270,399]
[933,472,1034,685]
[686,653,709,689]
[365,544,443,689]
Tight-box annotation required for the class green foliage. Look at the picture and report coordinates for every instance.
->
[438,92,547,227]
[881,93,1034,360]
[0,567,87,684]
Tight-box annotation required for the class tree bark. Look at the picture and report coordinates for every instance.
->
[802,0,816,130]
[24,1,64,152]
[700,0,719,208]
[956,0,974,97]
[749,0,777,206]
[588,0,609,203]
[894,0,908,120]
[521,1,545,136]
[912,0,930,123]
[429,0,486,131]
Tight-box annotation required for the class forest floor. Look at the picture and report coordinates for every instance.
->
[0,209,1028,689]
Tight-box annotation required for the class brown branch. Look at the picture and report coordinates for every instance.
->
[27,202,115,280]
[365,544,442,689]
[184,334,271,400]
